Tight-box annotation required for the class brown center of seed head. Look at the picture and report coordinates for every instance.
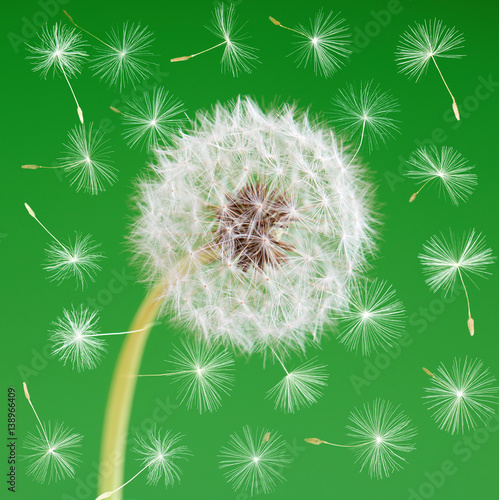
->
[214,182,296,271]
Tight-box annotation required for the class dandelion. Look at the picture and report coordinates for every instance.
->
[25,203,104,287]
[99,96,378,493]
[330,81,400,164]
[22,124,116,195]
[266,353,328,413]
[22,382,82,483]
[423,360,499,434]
[419,230,495,335]
[64,10,155,90]
[396,19,464,121]
[110,87,187,150]
[270,10,351,77]
[337,279,406,356]
[96,427,189,500]
[219,426,291,495]
[406,146,477,204]
[306,399,417,479]
[171,4,258,76]
[138,341,235,413]
[26,22,87,123]
[50,305,152,371]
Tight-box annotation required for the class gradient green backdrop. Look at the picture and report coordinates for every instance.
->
[2,0,499,498]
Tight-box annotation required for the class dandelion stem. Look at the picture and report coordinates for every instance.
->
[457,267,474,335]
[25,203,66,251]
[63,10,118,53]
[431,56,460,121]
[409,177,436,202]
[92,325,154,337]
[305,437,373,448]
[268,345,289,376]
[23,383,50,447]
[422,366,455,392]
[59,61,83,124]
[171,41,227,62]
[346,120,366,168]
[269,16,308,38]
[98,248,215,500]
[22,164,65,169]
[96,459,158,500]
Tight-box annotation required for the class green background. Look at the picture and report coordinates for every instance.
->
[2,0,499,499]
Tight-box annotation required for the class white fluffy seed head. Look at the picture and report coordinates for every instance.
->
[131,97,378,354]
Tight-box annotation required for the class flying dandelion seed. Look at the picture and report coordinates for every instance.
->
[110,87,187,150]
[423,360,499,434]
[22,124,116,195]
[171,4,258,76]
[406,146,477,205]
[50,305,152,371]
[330,81,400,162]
[22,382,82,483]
[419,230,495,336]
[26,22,87,123]
[270,10,351,77]
[266,354,328,413]
[64,11,155,90]
[219,426,291,495]
[25,203,105,288]
[306,399,416,479]
[131,97,377,355]
[96,427,189,500]
[337,279,406,356]
[396,19,464,120]
[138,341,235,413]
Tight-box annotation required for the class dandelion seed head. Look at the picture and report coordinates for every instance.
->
[24,422,82,483]
[91,22,155,90]
[49,305,105,371]
[59,124,116,195]
[347,399,417,479]
[330,81,400,152]
[134,427,189,487]
[396,19,464,80]
[44,233,105,288]
[219,426,291,495]
[27,22,88,78]
[209,4,258,76]
[419,230,495,295]
[424,358,499,434]
[290,10,351,77]
[405,146,477,205]
[132,97,377,354]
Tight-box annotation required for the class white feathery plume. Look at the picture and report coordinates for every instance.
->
[138,340,235,413]
[26,22,88,123]
[64,11,155,90]
[171,4,258,77]
[406,145,477,204]
[49,305,152,371]
[131,97,378,355]
[266,354,328,413]
[423,360,499,434]
[337,279,406,356]
[330,81,400,162]
[219,426,291,495]
[269,10,351,77]
[22,124,116,196]
[305,399,416,479]
[396,19,464,120]
[96,427,189,500]
[111,87,187,150]
[419,230,495,335]
[22,382,82,483]
[25,203,105,288]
